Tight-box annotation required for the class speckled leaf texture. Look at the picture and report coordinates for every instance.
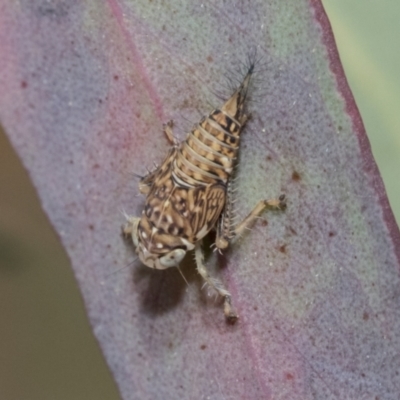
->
[1,1,400,399]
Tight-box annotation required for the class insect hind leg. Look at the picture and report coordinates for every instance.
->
[216,194,286,250]
[194,241,238,323]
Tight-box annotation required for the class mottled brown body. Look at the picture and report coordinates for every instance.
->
[124,62,286,322]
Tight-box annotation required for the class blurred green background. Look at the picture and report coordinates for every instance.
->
[0,1,399,399]
[324,0,400,227]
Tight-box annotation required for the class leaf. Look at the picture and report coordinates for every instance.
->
[1,0,400,399]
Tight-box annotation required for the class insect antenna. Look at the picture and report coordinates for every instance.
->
[101,257,139,283]
[176,265,189,287]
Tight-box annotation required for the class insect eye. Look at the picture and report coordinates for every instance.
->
[139,227,147,240]
[159,249,186,268]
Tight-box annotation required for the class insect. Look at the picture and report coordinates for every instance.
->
[123,60,286,322]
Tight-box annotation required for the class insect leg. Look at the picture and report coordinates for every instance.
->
[234,194,286,237]
[194,241,238,323]
[216,195,286,249]
[122,215,140,247]
[163,120,180,147]
[215,179,235,250]
[137,168,159,194]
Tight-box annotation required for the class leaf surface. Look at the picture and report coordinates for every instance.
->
[1,1,399,398]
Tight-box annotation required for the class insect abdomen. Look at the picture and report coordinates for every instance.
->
[173,67,253,187]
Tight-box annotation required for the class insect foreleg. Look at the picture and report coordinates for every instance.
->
[122,215,140,247]
[194,241,238,323]
[216,194,286,250]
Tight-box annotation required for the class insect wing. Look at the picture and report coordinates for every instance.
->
[142,148,177,194]
[189,184,226,241]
